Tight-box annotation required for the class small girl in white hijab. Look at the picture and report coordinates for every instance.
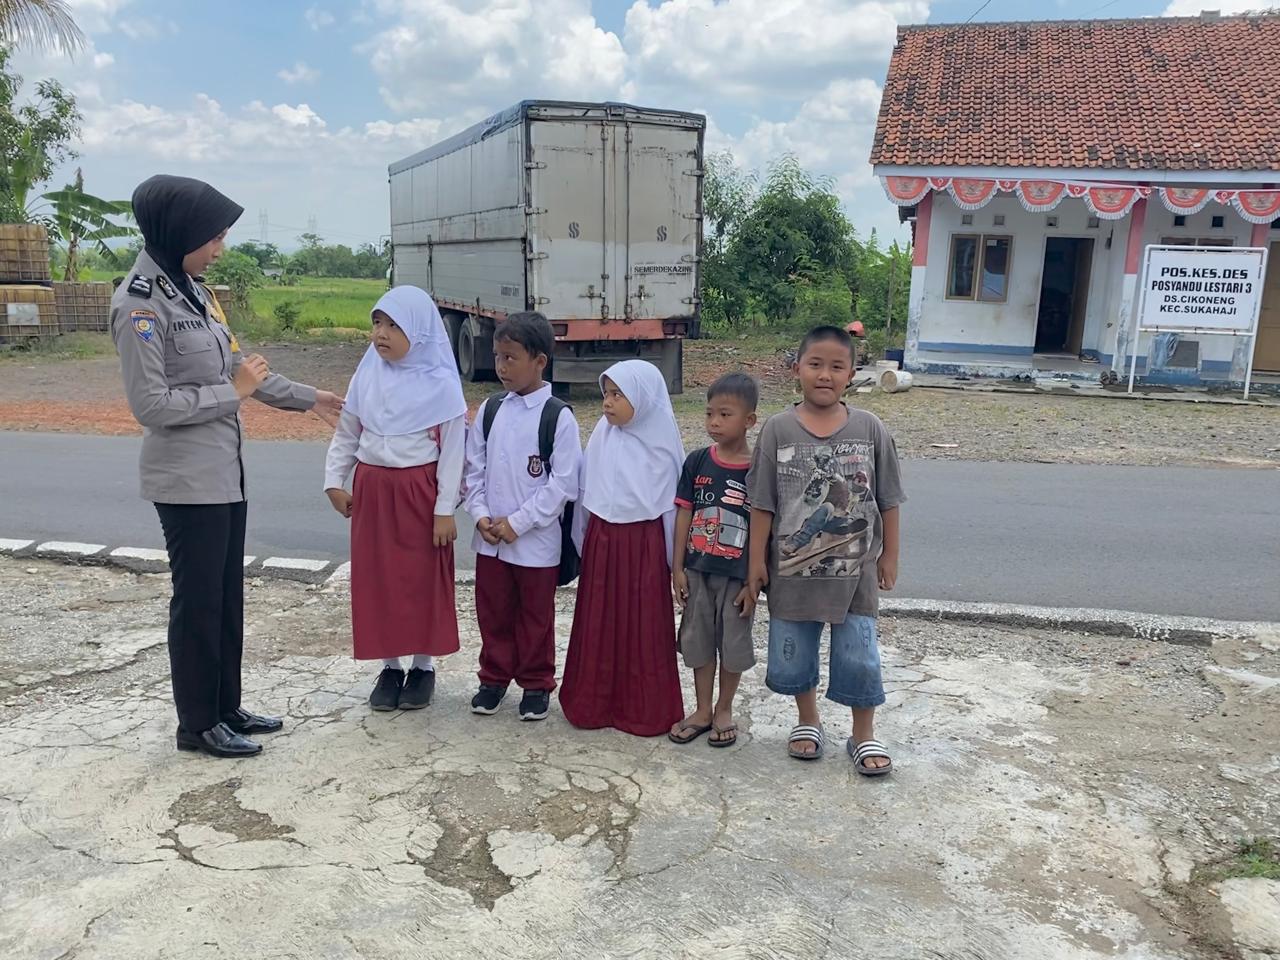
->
[324,286,467,713]
[559,360,687,737]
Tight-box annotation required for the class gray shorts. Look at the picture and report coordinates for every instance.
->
[678,570,757,673]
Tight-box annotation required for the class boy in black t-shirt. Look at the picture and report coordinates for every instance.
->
[669,373,759,748]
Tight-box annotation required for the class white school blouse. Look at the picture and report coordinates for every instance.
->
[462,384,581,568]
[323,409,466,517]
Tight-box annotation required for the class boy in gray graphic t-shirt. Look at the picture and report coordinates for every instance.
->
[745,326,906,775]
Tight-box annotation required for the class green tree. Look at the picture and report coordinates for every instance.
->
[728,154,855,321]
[700,151,756,330]
[40,167,135,280]
[0,44,81,221]
[205,249,263,306]
[232,240,282,271]
[0,1,83,54]
[852,233,911,335]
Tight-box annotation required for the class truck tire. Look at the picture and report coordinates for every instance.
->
[444,312,463,358]
[458,324,480,382]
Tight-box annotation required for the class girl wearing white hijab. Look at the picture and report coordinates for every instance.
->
[559,360,687,736]
[324,286,468,713]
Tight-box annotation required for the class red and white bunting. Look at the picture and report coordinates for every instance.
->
[881,175,932,206]
[1082,185,1149,220]
[947,178,1000,210]
[1014,180,1067,212]
[1157,186,1213,215]
[1226,189,1280,225]
[879,176,1280,222]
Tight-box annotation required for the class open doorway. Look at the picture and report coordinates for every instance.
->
[1035,237,1094,354]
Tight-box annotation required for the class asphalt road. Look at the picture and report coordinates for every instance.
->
[3,431,1278,621]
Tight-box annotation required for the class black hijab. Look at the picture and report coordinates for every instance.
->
[131,175,243,312]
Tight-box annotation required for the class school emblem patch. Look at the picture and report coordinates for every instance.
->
[526,455,545,478]
[131,310,157,342]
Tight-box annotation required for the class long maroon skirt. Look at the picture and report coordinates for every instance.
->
[350,461,459,660]
[559,515,684,737]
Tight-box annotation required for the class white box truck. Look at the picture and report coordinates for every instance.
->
[388,100,705,392]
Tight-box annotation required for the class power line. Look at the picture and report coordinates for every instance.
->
[964,0,993,23]
[1085,0,1120,13]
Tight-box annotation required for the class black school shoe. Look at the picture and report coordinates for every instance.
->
[519,689,551,722]
[471,684,508,715]
[222,707,284,735]
[176,722,262,758]
[399,667,436,710]
[369,667,405,711]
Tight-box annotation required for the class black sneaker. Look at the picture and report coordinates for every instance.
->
[369,667,404,711]
[470,683,508,715]
[519,689,551,722]
[399,667,436,710]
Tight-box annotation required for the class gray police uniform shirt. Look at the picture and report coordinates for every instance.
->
[111,250,316,504]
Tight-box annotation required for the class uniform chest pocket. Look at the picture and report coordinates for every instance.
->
[173,330,216,355]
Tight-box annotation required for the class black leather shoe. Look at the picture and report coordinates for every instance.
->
[223,707,284,735]
[176,722,263,758]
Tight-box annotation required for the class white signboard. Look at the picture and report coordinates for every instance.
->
[1139,246,1266,333]
[6,303,40,327]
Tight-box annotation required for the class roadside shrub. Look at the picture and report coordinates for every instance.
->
[273,299,302,332]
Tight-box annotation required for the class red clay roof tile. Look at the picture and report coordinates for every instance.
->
[869,15,1280,171]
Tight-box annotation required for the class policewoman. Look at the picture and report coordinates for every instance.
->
[111,175,343,759]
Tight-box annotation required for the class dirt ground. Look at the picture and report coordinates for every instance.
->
[1,556,1278,959]
[2,334,1280,467]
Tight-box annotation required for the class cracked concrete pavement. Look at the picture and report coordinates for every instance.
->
[1,557,1278,959]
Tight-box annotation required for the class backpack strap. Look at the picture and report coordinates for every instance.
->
[537,396,570,465]
[480,391,507,441]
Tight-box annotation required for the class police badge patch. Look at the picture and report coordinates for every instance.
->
[131,310,157,342]
[126,275,152,298]
[527,455,545,478]
[155,274,178,299]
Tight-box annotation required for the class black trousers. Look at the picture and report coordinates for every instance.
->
[154,500,247,732]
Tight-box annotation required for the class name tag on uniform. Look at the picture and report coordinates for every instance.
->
[131,310,157,342]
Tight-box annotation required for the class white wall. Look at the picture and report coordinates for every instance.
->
[920,193,1121,355]
[917,192,1272,371]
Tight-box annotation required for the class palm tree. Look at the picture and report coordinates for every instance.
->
[0,0,84,54]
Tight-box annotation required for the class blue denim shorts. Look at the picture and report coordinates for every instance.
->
[765,613,886,709]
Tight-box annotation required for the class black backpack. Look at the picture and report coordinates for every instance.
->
[480,393,581,586]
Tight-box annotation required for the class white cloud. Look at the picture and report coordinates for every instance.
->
[92,52,114,68]
[721,79,884,192]
[306,6,336,29]
[278,61,321,85]
[1162,0,1259,13]
[623,0,929,100]
[117,18,179,41]
[78,94,451,169]
[364,0,626,114]
[65,0,134,32]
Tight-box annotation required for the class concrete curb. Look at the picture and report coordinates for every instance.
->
[879,597,1270,645]
[0,538,335,585]
[4,538,1270,644]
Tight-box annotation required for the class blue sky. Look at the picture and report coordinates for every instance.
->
[16,0,1231,251]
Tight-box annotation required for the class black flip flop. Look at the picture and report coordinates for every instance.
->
[708,723,738,748]
[668,720,712,744]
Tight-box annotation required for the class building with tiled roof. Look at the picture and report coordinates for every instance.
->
[870,13,1280,387]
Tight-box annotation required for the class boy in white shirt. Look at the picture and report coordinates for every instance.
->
[463,312,582,721]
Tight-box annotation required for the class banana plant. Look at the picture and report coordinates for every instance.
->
[30,168,135,280]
